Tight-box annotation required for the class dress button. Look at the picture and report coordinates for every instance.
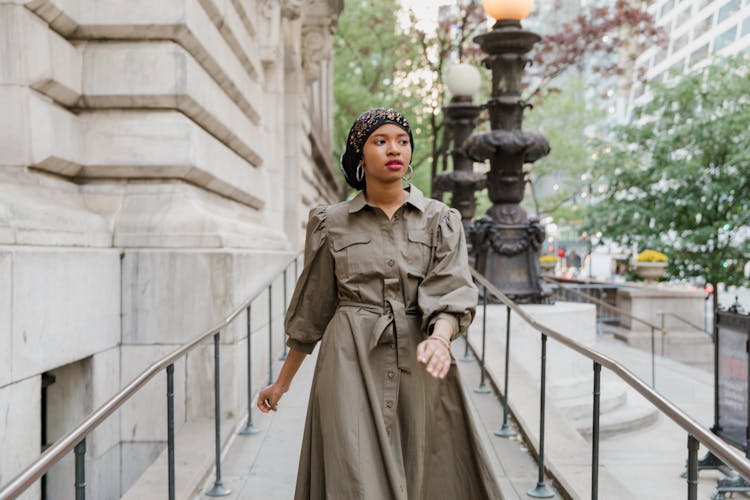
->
[386,400,393,408]
[394,214,400,220]
[387,371,395,379]
[387,259,395,267]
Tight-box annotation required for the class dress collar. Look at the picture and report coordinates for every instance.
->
[347,184,426,214]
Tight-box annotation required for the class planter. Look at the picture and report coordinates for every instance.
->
[633,262,667,282]
[539,261,557,274]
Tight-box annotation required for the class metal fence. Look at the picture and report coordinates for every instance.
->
[469,269,750,500]
[0,254,300,500]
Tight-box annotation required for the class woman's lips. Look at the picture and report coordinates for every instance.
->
[385,160,403,170]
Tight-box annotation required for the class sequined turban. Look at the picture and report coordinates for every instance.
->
[340,108,414,190]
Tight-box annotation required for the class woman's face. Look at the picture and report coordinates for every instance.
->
[361,123,412,185]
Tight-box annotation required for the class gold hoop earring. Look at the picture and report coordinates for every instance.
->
[404,164,414,182]
[356,163,364,182]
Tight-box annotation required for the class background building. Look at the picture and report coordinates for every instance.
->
[0,0,342,497]
[629,0,750,113]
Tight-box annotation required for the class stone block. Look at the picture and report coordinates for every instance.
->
[0,376,41,500]
[120,441,164,496]
[81,41,262,167]
[11,248,120,380]
[185,341,244,419]
[88,347,121,457]
[0,168,111,247]
[0,86,31,167]
[119,345,187,443]
[616,286,706,332]
[0,4,82,105]
[25,0,263,127]
[87,443,121,500]
[79,110,266,209]
[122,250,293,345]
[0,251,10,387]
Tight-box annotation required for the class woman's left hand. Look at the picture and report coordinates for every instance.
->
[417,336,452,379]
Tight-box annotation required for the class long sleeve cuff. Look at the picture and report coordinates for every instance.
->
[286,337,316,355]
[427,313,460,341]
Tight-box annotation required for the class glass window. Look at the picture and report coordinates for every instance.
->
[693,15,713,38]
[689,43,709,66]
[742,15,750,36]
[718,0,741,23]
[661,0,675,17]
[654,49,667,67]
[672,32,690,53]
[676,6,692,26]
[713,24,738,51]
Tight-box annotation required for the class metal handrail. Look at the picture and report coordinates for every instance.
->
[657,311,707,334]
[471,269,750,485]
[546,277,666,333]
[0,252,302,499]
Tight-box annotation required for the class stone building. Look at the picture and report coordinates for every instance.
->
[0,0,343,497]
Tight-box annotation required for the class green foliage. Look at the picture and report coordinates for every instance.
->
[523,73,604,224]
[585,56,750,288]
[333,0,432,195]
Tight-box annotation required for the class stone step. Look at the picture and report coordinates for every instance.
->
[572,389,660,438]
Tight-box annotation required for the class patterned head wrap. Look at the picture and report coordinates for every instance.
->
[340,108,414,190]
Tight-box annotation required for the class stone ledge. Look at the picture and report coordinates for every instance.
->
[81,41,263,167]
[0,4,81,106]
[23,0,263,126]
[0,89,267,209]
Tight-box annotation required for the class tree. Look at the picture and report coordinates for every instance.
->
[526,0,667,102]
[332,0,433,195]
[584,56,750,308]
[522,73,605,224]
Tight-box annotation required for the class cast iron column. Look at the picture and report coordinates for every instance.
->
[464,20,550,303]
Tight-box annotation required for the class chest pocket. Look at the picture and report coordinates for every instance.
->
[404,229,433,276]
[332,233,372,275]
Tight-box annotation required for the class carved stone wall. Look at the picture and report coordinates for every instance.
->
[0,0,342,497]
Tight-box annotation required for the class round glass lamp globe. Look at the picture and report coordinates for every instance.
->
[482,0,535,20]
[445,63,482,98]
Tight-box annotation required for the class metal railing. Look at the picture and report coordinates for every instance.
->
[469,269,750,500]
[547,279,668,387]
[0,253,301,500]
[657,311,708,336]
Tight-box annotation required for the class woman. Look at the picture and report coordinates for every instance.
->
[257,108,502,500]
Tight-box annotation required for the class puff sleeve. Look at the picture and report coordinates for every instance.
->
[284,206,337,354]
[418,207,478,341]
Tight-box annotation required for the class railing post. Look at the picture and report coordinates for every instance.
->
[74,438,86,500]
[474,285,491,394]
[268,284,273,386]
[240,305,258,436]
[461,279,474,362]
[206,332,230,497]
[592,362,601,500]
[280,269,288,361]
[166,364,175,500]
[660,313,666,356]
[650,326,656,388]
[687,435,698,500]
[495,305,515,437]
[528,333,555,498]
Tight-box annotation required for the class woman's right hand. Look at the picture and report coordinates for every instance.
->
[257,383,286,413]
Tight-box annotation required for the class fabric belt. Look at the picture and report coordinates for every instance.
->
[338,298,420,373]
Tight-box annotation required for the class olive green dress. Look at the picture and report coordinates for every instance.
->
[285,185,503,500]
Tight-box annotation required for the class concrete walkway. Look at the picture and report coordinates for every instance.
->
[196,344,560,499]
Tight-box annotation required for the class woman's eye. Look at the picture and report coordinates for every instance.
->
[399,140,409,145]
[374,139,385,145]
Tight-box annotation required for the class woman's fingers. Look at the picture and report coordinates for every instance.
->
[257,386,282,413]
[417,340,451,380]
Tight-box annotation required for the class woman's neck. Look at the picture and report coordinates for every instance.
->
[364,180,407,217]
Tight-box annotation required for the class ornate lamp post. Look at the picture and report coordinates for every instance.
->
[434,63,485,237]
[465,0,551,303]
